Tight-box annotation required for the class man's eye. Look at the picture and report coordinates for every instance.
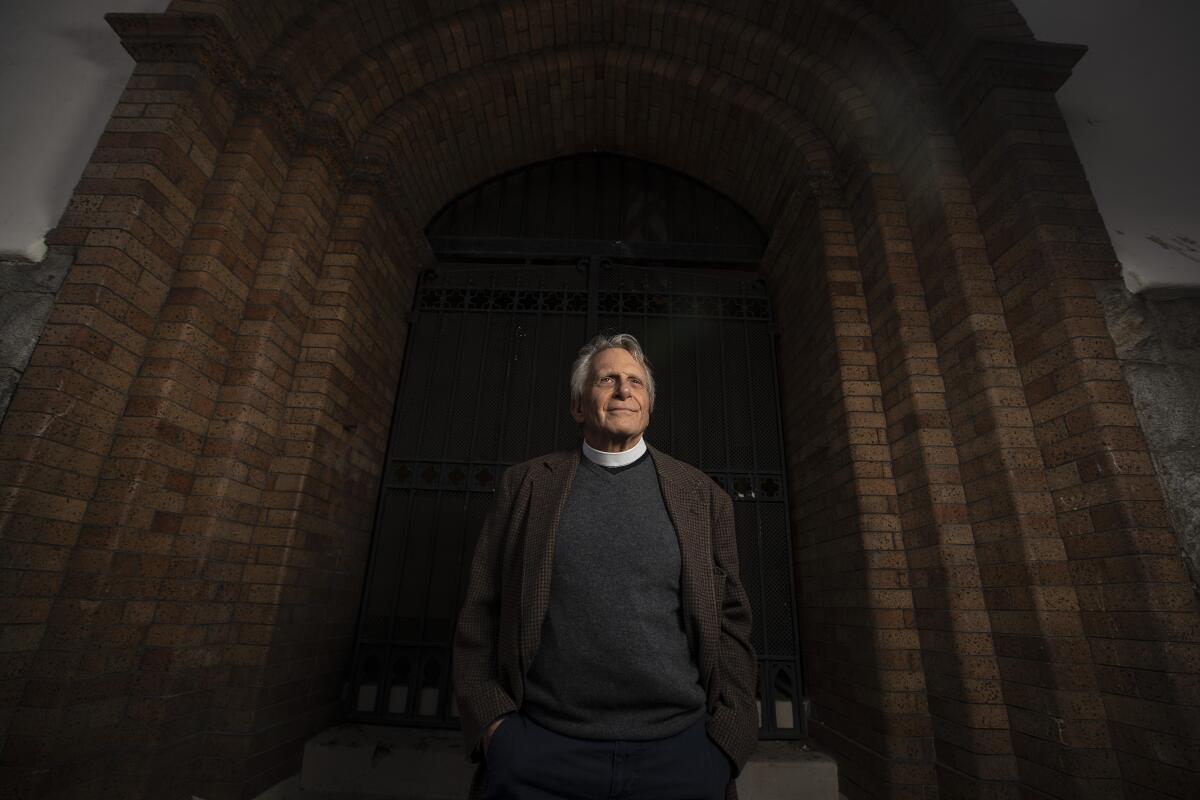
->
[629,378,642,385]
[598,376,615,384]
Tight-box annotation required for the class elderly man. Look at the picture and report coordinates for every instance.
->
[453,333,757,800]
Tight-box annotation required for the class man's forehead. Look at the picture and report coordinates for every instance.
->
[591,348,645,375]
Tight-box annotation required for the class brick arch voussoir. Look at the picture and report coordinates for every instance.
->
[254,0,970,132]
[288,0,1028,350]
[301,0,898,184]
[186,0,994,98]
[174,0,984,208]
[350,45,841,236]
[169,1,991,292]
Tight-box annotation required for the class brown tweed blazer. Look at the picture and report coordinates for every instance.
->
[453,445,758,799]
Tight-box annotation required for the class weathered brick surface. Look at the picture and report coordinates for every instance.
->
[0,42,240,797]
[849,166,1020,795]
[960,79,1200,800]
[766,187,936,799]
[1,3,1197,799]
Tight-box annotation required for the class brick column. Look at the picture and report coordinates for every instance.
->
[0,14,255,800]
[850,166,1019,797]
[0,15,244,799]
[897,42,1118,797]
[172,131,348,797]
[201,172,426,798]
[957,39,1200,800]
[768,185,935,800]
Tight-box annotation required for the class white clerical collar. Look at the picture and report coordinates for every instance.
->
[581,437,647,468]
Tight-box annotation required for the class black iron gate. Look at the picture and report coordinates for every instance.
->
[348,257,804,737]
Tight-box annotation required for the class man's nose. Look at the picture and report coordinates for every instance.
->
[613,380,633,397]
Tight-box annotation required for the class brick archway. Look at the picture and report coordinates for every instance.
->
[1,3,1197,800]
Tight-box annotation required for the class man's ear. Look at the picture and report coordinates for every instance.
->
[570,398,585,424]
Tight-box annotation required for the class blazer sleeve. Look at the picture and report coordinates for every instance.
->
[453,467,521,761]
[706,486,759,774]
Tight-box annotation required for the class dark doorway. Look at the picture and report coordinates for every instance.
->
[347,155,804,738]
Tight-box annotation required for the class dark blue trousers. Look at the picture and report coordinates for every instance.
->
[483,715,730,800]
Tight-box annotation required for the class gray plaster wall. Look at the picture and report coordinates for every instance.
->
[1098,281,1200,590]
[0,249,72,421]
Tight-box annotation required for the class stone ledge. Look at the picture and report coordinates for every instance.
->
[738,740,839,799]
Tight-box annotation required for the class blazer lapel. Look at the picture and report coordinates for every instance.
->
[519,449,579,672]
[649,446,718,689]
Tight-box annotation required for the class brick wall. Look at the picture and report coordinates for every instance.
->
[1,2,1196,799]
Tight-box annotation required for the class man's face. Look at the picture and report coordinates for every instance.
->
[572,347,651,451]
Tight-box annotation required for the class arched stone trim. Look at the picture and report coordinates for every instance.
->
[302,0,891,167]
[158,0,1036,98]
[351,45,835,231]
[234,0,967,154]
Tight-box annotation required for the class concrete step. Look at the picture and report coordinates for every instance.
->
[254,724,839,800]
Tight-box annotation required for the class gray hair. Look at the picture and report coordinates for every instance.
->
[569,333,656,412]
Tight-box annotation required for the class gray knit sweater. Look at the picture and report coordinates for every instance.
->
[521,454,707,739]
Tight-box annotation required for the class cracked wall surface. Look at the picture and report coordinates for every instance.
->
[1099,280,1200,589]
